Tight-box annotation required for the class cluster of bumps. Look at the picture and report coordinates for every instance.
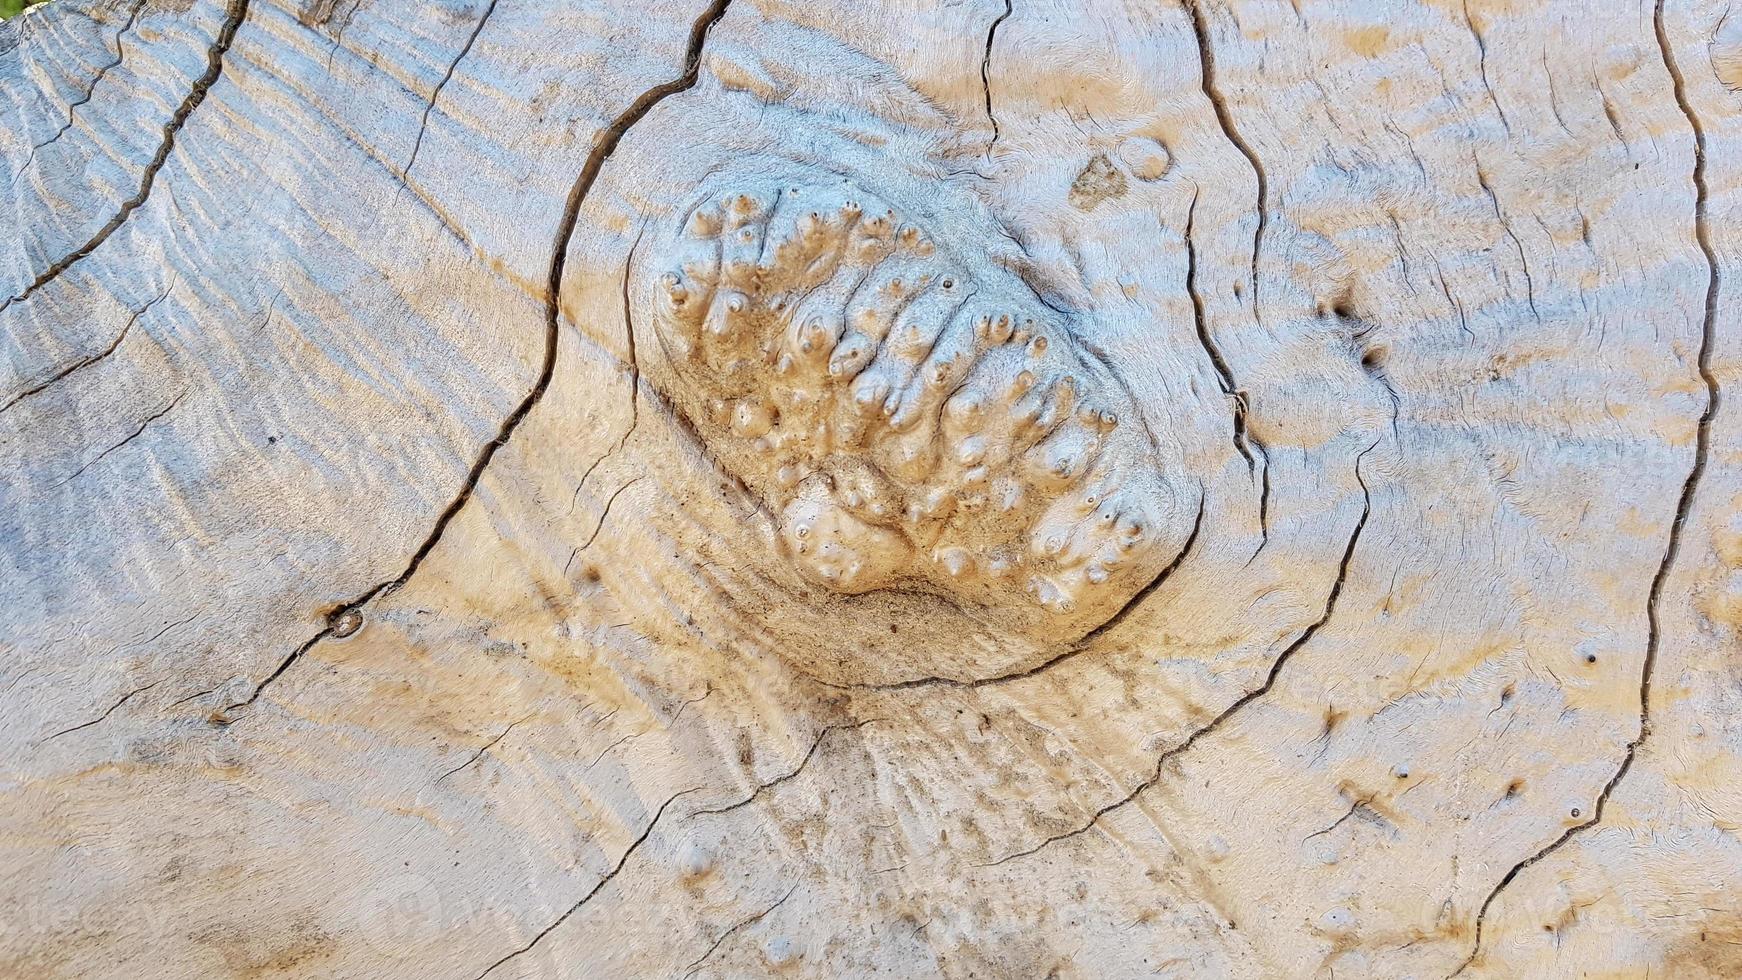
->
[648,178,1176,618]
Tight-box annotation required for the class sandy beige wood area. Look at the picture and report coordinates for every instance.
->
[2,0,1738,976]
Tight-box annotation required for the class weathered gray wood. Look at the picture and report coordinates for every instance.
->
[1,0,1735,976]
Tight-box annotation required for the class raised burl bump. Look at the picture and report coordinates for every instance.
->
[648,178,1190,630]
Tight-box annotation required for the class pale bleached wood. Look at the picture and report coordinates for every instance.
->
[0,0,1734,977]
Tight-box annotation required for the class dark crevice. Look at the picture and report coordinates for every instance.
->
[40,681,158,742]
[566,447,611,513]
[575,476,645,551]
[979,442,1377,867]
[691,719,883,817]
[400,0,498,185]
[1,0,252,314]
[1183,184,1255,473]
[669,686,712,724]
[1386,208,1417,296]
[51,390,184,488]
[567,227,648,515]
[136,612,198,645]
[617,228,644,453]
[1431,257,1474,343]
[1540,48,1571,137]
[1473,163,1539,321]
[7,0,146,190]
[1461,0,1510,135]
[469,786,704,980]
[1347,312,1404,444]
[1184,174,1273,556]
[826,491,1205,693]
[1449,8,1720,975]
[261,41,472,247]
[1253,446,1271,552]
[226,625,326,714]
[436,714,527,782]
[1063,489,1204,647]
[1595,73,1629,152]
[683,887,797,978]
[980,0,1011,154]
[167,685,217,708]
[324,0,363,73]
[224,0,736,715]
[2,275,175,413]
[1301,793,1375,843]
[1182,0,1267,322]
[584,729,642,770]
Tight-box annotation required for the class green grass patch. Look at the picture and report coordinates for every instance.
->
[1,0,52,19]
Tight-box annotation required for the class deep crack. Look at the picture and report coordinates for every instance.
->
[7,0,146,190]
[825,490,1205,693]
[1183,184,1255,473]
[980,0,1011,154]
[566,227,649,515]
[682,887,797,978]
[469,786,704,979]
[1461,0,1511,135]
[40,682,159,743]
[1184,177,1272,553]
[226,0,737,714]
[401,0,498,185]
[1182,0,1268,322]
[436,715,528,782]
[1449,6,1721,974]
[980,441,1377,867]
[690,719,883,817]
[2,0,252,313]
[51,390,185,488]
[1474,162,1540,321]
[575,476,645,552]
[2,274,175,413]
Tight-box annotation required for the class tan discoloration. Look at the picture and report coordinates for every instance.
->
[647,176,1196,638]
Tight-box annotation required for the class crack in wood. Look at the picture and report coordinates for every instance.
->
[224,0,739,715]
[469,785,705,980]
[690,719,884,818]
[1449,5,1723,973]
[436,714,529,782]
[39,681,159,743]
[980,0,1011,154]
[400,0,499,186]
[1183,178,1271,553]
[1,0,252,313]
[1183,182,1257,474]
[566,227,650,515]
[575,476,645,552]
[50,390,185,488]
[6,0,147,190]
[682,886,797,978]
[819,489,1205,692]
[1182,0,1267,324]
[978,440,1377,867]
[2,275,176,413]
[1461,0,1511,136]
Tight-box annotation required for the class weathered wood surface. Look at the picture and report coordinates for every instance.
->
[1,0,1737,976]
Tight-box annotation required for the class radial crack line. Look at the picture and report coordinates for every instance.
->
[224,0,738,715]
[1448,7,1720,973]
[2,0,253,313]
[980,442,1376,867]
